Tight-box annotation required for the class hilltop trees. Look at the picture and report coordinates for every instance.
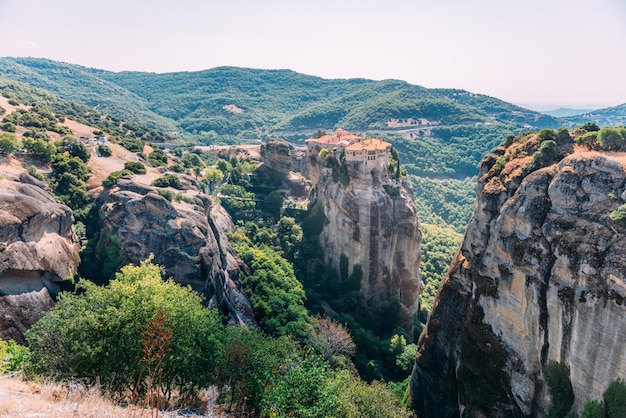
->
[0,132,19,155]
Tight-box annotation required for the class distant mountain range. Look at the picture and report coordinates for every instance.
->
[0,57,561,142]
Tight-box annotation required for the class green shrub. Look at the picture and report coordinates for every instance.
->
[0,340,30,373]
[604,378,626,418]
[27,165,45,181]
[152,174,183,189]
[119,137,144,152]
[102,169,133,187]
[598,127,625,151]
[610,204,626,225]
[22,137,55,162]
[581,400,606,418]
[0,132,20,155]
[27,258,225,400]
[98,144,112,157]
[522,140,558,176]
[124,161,147,174]
[158,189,174,201]
[537,129,557,142]
[148,147,168,167]
[575,131,599,149]
[543,360,574,418]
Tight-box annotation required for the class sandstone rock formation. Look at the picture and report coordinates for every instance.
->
[98,178,256,326]
[411,141,626,416]
[0,175,79,343]
[315,160,422,334]
[258,138,310,198]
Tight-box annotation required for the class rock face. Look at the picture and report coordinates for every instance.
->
[316,165,422,333]
[0,175,79,344]
[260,138,295,174]
[99,179,256,326]
[411,147,626,417]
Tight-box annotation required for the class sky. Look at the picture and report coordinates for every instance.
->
[0,0,625,109]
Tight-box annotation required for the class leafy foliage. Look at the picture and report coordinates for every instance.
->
[0,340,30,373]
[27,259,225,401]
[603,378,626,418]
[543,360,574,418]
[151,174,183,189]
[230,236,311,341]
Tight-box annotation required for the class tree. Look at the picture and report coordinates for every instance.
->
[22,137,55,162]
[27,258,225,401]
[543,360,574,418]
[124,161,147,174]
[581,400,606,418]
[57,136,90,162]
[0,132,19,155]
[262,190,284,220]
[598,127,625,151]
[604,378,626,418]
[309,316,355,367]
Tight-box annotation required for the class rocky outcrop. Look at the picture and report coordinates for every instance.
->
[411,143,626,417]
[258,139,310,198]
[260,138,295,174]
[99,179,255,326]
[0,175,79,343]
[316,165,422,334]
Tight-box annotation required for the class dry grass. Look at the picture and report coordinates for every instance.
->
[0,375,225,417]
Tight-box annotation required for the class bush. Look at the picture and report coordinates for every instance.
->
[581,400,606,418]
[610,204,626,225]
[119,138,144,153]
[0,132,19,155]
[537,129,557,142]
[158,189,174,201]
[152,174,183,189]
[575,131,599,149]
[543,360,574,418]
[522,140,558,176]
[98,144,112,157]
[598,127,625,151]
[604,378,626,418]
[102,169,133,188]
[0,340,30,373]
[57,136,90,162]
[26,258,225,401]
[148,147,168,167]
[22,137,55,162]
[124,161,147,174]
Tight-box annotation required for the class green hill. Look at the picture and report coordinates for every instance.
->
[0,57,558,142]
[563,103,626,127]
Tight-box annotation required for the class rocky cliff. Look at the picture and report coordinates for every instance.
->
[98,178,256,326]
[315,160,422,333]
[410,135,626,417]
[0,174,80,343]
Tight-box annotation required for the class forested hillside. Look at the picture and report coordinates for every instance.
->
[564,103,626,127]
[0,57,558,142]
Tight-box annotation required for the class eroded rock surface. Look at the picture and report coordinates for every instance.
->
[100,179,255,326]
[316,166,422,334]
[0,175,79,343]
[411,148,626,417]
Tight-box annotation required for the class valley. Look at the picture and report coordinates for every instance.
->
[0,60,625,417]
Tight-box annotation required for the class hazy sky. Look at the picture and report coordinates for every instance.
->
[1,0,625,108]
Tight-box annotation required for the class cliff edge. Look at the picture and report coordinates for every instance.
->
[410,132,626,417]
